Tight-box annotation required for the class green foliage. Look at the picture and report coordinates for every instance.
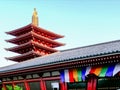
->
[14,85,23,90]
[2,87,5,90]
[5,85,23,90]
[6,85,13,90]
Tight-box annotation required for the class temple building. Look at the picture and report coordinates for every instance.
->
[0,9,120,90]
[5,8,64,62]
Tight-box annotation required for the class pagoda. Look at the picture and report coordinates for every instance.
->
[5,8,65,62]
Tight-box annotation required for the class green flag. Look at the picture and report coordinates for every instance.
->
[99,65,108,77]
[77,68,82,81]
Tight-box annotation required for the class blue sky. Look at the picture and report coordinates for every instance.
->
[0,0,120,67]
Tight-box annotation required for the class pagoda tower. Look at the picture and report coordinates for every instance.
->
[5,8,65,62]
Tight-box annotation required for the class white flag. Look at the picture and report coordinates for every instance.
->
[113,63,120,76]
[64,69,70,82]
[85,66,91,76]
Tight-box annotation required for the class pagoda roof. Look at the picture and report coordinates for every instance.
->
[5,51,41,62]
[6,31,65,47]
[5,32,32,44]
[5,41,58,54]
[1,39,120,73]
[6,24,64,39]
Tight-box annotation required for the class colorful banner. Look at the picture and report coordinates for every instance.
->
[113,63,120,76]
[60,63,120,82]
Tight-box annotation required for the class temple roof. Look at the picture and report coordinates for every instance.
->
[5,32,32,44]
[6,31,65,47]
[5,51,41,62]
[6,24,64,39]
[1,39,120,73]
[5,41,58,54]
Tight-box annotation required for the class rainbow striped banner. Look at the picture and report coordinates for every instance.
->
[60,63,120,82]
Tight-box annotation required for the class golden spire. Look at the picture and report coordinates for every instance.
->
[32,8,39,26]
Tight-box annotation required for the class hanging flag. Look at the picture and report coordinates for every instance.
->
[89,66,102,76]
[85,66,91,76]
[105,64,115,77]
[60,70,65,82]
[69,69,74,82]
[73,69,78,82]
[81,67,86,81]
[113,63,120,76]
[94,66,102,76]
[99,65,108,77]
[89,66,96,74]
[77,68,82,81]
[60,63,120,82]
[64,70,70,82]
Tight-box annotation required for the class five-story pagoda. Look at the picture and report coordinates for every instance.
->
[5,8,65,62]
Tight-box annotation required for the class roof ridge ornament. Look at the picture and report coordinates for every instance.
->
[32,8,39,26]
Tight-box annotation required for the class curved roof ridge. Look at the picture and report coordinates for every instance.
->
[61,39,120,52]
[1,39,120,73]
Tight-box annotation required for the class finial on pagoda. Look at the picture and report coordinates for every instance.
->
[32,8,39,26]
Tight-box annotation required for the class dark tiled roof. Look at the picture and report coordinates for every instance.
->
[1,40,120,73]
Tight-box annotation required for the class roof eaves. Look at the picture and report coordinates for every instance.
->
[2,51,120,73]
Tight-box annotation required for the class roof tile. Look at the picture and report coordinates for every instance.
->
[1,40,120,73]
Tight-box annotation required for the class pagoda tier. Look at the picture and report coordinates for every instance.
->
[6,24,64,40]
[5,41,58,54]
[5,51,43,62]
[5,9,65,62]
[5,31,65,47]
